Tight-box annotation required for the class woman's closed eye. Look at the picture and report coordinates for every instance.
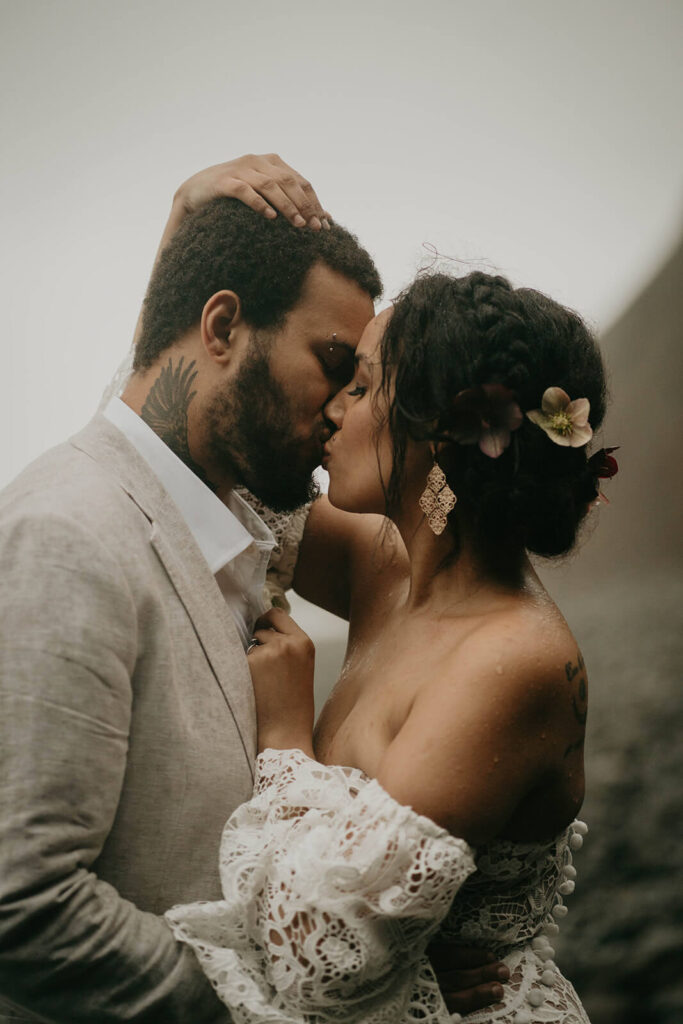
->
[347,383,367,397]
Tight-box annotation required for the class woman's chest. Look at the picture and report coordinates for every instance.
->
[313,614,457,777]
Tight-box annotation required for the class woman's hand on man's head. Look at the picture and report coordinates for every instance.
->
[171,153,331,230]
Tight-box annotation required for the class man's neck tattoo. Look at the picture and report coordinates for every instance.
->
[141,357,215,490]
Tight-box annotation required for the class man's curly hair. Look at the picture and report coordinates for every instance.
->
[134,198,382,370]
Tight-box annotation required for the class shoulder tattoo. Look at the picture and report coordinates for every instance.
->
[563,652,587,757]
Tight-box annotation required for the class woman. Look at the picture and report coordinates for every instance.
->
[164,252,614,1022]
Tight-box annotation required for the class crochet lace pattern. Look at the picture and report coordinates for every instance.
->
[234,489,310,612]
[166,750,589,1024]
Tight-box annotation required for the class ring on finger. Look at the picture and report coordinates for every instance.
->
[246,637,262,654]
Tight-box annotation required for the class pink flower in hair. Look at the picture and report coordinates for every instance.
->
[526,387,593,448]
[448,383,523,459]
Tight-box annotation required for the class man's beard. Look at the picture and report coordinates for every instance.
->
[205,341,321,513]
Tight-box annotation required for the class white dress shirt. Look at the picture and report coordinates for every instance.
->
[103,397,275,648]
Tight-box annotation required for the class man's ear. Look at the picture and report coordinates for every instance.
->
[200,290,244,364]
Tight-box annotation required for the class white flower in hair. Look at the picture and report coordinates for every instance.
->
[526,387,593,447]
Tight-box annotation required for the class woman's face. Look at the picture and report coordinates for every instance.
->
[322,310,395,515]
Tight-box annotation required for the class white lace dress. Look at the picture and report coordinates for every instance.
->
[165,749,590,1024]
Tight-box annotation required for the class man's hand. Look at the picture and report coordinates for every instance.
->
[171,153,331,230]
[429,941,509,1018]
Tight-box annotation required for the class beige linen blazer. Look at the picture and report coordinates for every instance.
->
[0,415,258,1023]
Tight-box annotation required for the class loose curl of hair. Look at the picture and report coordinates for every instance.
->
[378,271,607,561]
[135,198,382,370]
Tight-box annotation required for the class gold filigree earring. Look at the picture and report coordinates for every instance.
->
[418,460,456,535]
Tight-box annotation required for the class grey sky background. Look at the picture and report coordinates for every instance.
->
[1,0,682,487]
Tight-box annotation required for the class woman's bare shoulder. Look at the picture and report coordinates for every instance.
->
[376,600,587,841]
[448,594,584,702]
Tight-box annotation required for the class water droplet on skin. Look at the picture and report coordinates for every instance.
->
[495,664,503,675]
[493,755,500,764]
[540,732,546,740]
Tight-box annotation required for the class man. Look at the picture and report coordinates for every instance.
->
[0,156,506,1022]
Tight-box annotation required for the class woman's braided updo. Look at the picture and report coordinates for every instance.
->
[378,271,607,559]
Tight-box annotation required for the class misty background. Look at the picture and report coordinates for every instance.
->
[1,2,681,1021]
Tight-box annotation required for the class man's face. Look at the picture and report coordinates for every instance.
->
[206,263,375,511]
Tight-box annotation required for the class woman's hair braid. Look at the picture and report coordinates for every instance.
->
[378,271,607,561]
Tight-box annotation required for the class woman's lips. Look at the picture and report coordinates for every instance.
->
[322,442,333,470]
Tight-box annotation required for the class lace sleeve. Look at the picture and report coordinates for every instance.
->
[235,487,311,612]
[165,748,476,1024]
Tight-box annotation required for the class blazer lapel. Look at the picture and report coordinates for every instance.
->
[70,414,257,775]
[149,521,256,774]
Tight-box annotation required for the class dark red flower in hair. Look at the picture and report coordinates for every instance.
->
[588,446,619,479]
[587,446,619,506]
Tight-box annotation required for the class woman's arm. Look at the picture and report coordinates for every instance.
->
[293,497,399,620]
[166,748,477,1024]
[246,607,516,1016]
[250,605,573,846]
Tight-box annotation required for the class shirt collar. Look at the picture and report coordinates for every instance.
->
[103,397,274,573]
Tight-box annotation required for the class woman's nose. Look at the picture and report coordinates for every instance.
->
[323,386,347,428]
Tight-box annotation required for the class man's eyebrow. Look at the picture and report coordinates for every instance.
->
[326,335,354,350]
[319,337,355,359]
